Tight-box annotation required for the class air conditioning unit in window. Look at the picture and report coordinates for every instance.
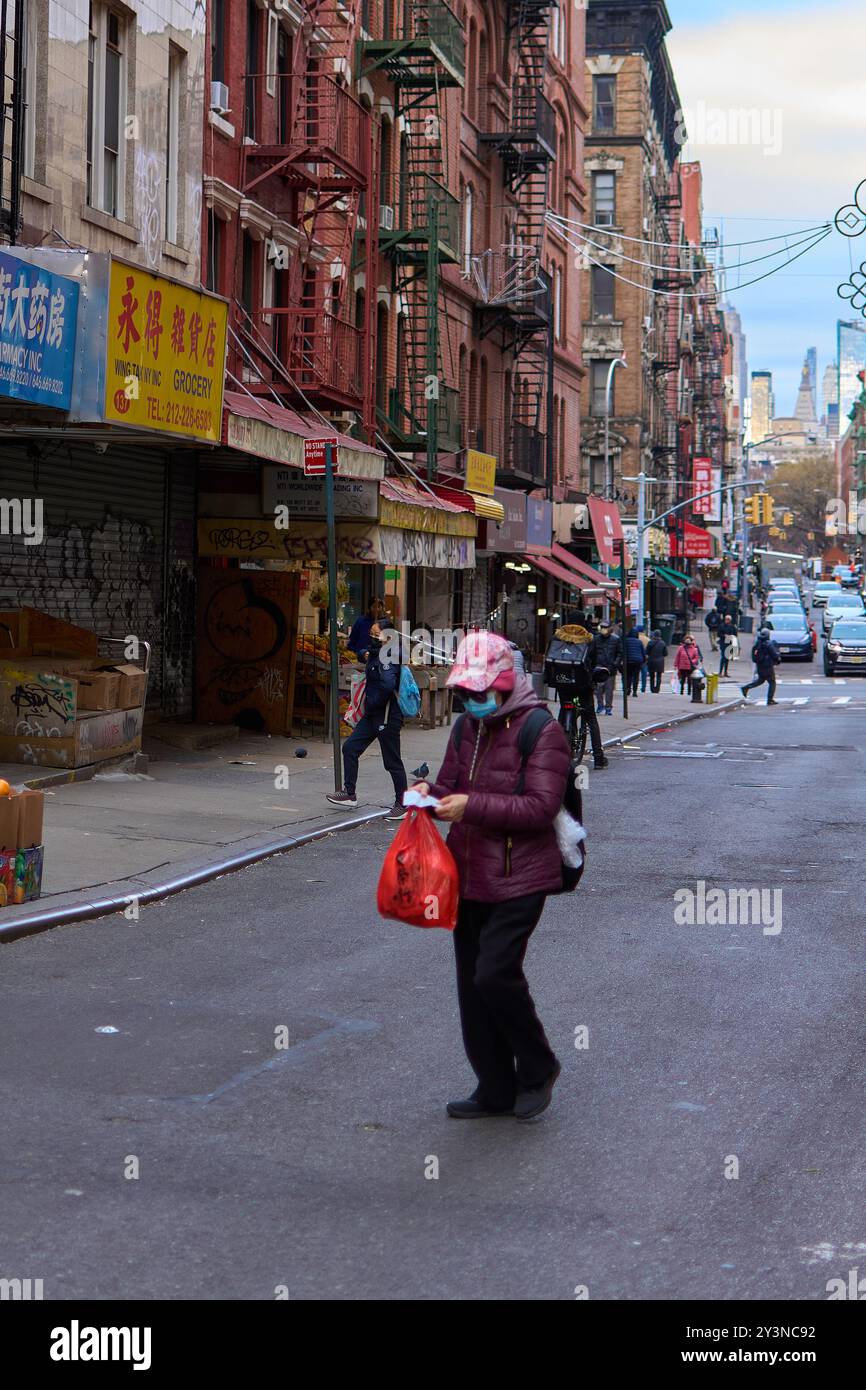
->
[680,313,694,352]
[210,81,230,116]
[379,204,395,232]
[266,240,290,270]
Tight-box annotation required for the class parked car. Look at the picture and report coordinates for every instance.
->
[824,619,866,675]
[764,615,813,662]
[822,592,866,633]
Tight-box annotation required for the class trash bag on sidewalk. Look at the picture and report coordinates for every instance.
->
[377,809,459,931]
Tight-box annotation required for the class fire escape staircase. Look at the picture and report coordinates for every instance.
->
[360,1,465,477]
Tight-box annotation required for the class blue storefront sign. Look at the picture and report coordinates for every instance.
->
[0,250,79,410]
[526,497,553,551]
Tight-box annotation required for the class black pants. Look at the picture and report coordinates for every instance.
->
[742,669,777,703]
[678,672,693,695]
[649,667,663,693]
[342,707,407,799]
[577,688,604,761]
[627,665,643,697]
[454,893,557,1110]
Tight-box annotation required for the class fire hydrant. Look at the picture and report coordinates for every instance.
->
[691,673,705,704]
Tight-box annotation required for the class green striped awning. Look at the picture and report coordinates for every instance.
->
[654,564,690,589]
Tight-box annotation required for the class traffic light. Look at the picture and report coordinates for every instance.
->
[761,495,775,526]
[783,512,794,528]
[744,495,761,525]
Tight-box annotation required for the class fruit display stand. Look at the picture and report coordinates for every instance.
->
[0,609,151,771]
[0,781,45,908]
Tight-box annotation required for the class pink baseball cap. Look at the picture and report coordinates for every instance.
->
[446,631,516,694]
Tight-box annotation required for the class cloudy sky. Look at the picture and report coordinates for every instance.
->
[665,0,866,417]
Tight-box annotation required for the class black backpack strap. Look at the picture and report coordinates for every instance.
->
[515,708,553,793]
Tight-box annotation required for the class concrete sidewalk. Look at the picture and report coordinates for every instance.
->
[0,643,758,935]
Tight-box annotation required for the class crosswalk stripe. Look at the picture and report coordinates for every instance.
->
[833,697,852,706]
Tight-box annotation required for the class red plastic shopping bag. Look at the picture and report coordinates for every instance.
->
[376,809,459,931]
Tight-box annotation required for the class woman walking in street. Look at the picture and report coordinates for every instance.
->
[675,634,702,696]
[412,632,570,1122]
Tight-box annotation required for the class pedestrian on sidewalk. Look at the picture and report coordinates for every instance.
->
[675,635,702,695]
[346,596,385,660]
[594,621,621,715]
[624,624,647,698]
[718,614,738,677]
[741,628,782,706]
[327,618,408,818]
[412,632,570,1122]
[704,607,722,651]
[636,625,650,693]
[645,630,668,693]
[543,614,609,770]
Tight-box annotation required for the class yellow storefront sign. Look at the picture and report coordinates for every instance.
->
[104,260,227,442]
[466,449,497,496]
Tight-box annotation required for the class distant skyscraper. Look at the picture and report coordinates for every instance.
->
[793,347,818,424]
[749,371,774,445]
[822,362,839,438]
[837,320,866,427]
[722,303,747,421]
[794,348,819,430]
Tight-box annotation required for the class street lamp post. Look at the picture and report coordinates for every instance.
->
[603,356,628,500]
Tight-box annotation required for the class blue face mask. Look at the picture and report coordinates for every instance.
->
[464,694,498,720]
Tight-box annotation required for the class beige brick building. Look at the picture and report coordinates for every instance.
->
[17,1,205,285]
[579,0,689,514]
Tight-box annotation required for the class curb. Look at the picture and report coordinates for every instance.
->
[0,696,748,943]
[603,696,746,749]
[0,808,389,944]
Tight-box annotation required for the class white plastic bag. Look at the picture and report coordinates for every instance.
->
[671,674,680,695]
[554,810,588,870]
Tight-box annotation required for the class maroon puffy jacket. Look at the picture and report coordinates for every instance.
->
[429,677,570,903]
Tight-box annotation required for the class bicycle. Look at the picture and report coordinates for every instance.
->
[557,693,591,763]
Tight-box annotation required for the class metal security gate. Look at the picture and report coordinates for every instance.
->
[0,441,196,716]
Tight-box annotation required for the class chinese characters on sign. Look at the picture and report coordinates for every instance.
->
[0,251,79,410]
[104,261,227,441]
[692,457,713,518]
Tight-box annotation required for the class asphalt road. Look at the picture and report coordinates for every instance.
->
[1,661,864,1301]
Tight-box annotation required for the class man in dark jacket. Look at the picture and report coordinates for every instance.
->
[623,625,646,697]
[594,622,622,715]
[719,613,738,676]
[645,630,668,693]
[412,632,571,1123]
[704,607,722,650]
[327,618,408,816]
[741,628,781,705]
[346,597,385,660]
[544,618,609,769]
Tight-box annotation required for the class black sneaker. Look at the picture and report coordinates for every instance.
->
[594,756,610,770]
[446,1098,514,1120]
[387,803,408,820]
[514,1061,561,1122]
[326,790,358,809]
[767,699,778,706]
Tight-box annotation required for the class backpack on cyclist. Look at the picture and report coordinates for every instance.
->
[450,709,586,893]
[543,628,595,695]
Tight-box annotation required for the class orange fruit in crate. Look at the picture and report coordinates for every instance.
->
[0,780,11,797]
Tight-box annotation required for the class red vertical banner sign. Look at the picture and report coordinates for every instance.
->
[692,458,713,518]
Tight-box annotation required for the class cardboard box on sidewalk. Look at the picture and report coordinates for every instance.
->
[75,670,121,712]
[13,845,43,903]
[105,663,148,710]
[0,788,46,907]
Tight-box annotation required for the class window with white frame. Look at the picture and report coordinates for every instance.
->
[551,4,566,63]
[165,44,183,244]
[87,2,127,218]
[554,265,563,341]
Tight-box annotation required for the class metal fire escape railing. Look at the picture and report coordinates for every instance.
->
[360,0,465,479]
[0,0,24,245]
[239,2,376,431]
[476,0,554,487]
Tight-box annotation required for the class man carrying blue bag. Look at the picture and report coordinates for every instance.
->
[327,618,410,819]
